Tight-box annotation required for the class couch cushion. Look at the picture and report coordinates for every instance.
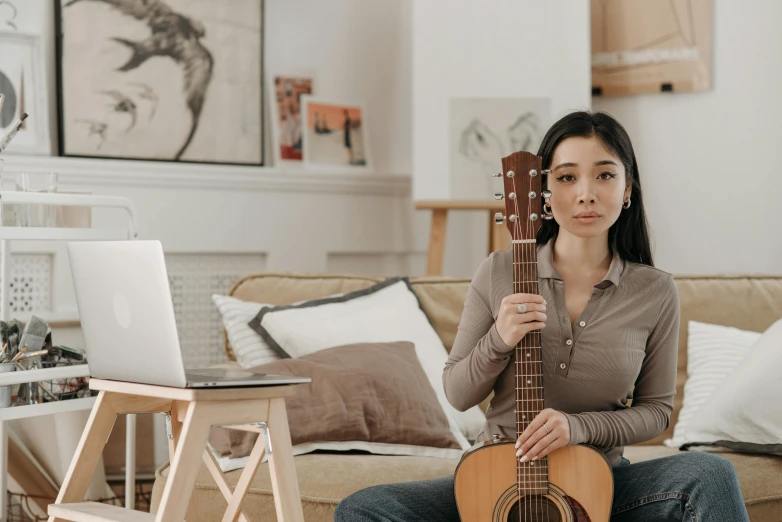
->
[645,276,782,445]
[152,447,782,522]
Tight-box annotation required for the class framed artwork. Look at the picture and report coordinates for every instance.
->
[591,0,713,95]
[449,97,550,200]
[0,1,53,155]
[268,74,314,164]
[301,96,371,171]
[55,0,264,165]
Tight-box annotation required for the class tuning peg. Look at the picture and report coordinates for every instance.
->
[492,172,502,178]
[542,169,551,175]
[494,212,505,224]
[529,169,538,177]
[494,193,504,200]
[542,190,551,198]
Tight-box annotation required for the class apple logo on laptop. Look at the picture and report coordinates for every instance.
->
[113,292,132,329]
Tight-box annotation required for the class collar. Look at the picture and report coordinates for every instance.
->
[536,239,625,289]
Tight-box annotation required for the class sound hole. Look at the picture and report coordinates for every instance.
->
[506,495,591,522]
[507,495,562,522]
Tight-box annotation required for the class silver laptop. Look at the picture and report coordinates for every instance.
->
[67,240,311,388]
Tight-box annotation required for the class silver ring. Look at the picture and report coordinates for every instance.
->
[543,423,550,435]
[517,304,528,314]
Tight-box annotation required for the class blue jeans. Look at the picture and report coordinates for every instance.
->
[334,452,750,522]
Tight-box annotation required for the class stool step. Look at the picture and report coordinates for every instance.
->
[48,502,156,522]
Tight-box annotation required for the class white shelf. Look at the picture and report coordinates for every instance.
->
[0,364,90,386]
[0,227,129,241]
[0,396,96,421]
[1,154,411,196]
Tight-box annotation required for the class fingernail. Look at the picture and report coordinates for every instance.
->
[515,449,523,457]
[520,455,528,463]
[532,456,538,461]
[514,440,520,449]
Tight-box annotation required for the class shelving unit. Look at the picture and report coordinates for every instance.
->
[0,191,138,521]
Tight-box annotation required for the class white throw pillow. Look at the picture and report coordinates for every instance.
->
[664,320,761,448]
[212,294,279,368]
[682,319,782,455]
[249,278,486,447]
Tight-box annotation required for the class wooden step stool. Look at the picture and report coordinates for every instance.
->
[48,378,305,522]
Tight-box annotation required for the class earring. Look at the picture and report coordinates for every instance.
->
[542,190,554,220]
[623,198,631,209]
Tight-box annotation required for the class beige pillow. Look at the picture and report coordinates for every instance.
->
[209,341,463,461]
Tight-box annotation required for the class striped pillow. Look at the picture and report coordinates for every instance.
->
[212,294,279,368]
[664,320,761,448]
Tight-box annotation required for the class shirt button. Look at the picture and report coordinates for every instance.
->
[579,321,586,327]
[566,339,573,346]
[560,363,567,369]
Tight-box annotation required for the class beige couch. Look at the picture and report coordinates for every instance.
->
[151,272,782,521]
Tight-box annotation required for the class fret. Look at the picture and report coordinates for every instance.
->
[512,261,538,265]
[511,239,537,244]
[513,281,538,284]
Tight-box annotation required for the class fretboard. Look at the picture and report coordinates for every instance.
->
[513,239,548,490]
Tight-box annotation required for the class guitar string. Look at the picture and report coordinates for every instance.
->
[511,172,524,522]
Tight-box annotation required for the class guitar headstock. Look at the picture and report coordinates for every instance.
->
[493,151,550,241]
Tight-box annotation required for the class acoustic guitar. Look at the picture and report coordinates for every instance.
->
[453,151,614,521]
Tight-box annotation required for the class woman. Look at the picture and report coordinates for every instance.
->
[334,111,750,522]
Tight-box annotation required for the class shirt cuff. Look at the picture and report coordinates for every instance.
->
[482,324,514,361]
[564,413,587,445]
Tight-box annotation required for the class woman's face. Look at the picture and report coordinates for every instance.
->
[547,136,631,239]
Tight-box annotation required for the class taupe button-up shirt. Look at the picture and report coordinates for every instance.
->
[443,239,680,467]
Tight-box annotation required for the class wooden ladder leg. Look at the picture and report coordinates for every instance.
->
[154,401,197,522]
[155,402,212,522]
[202,449,251,522]
[426,208,448,276]
[221,425,268,522]
[265,397,304,522]
[48,391,117,522]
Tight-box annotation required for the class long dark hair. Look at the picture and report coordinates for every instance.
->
[536,111,654,267]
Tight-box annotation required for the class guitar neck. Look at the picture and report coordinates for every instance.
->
[513,238,543,438]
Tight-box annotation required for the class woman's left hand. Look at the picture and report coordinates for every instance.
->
[515,408,571,462]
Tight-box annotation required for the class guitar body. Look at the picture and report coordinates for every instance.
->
[454,439,614,521]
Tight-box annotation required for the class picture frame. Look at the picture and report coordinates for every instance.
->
[449,97,550,200]
[0,29,53,156]
[300,96,372,172]
[267,72,315,166]
[54,0,265,165]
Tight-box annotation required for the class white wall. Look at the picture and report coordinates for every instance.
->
[265,0,412,175]
[593,1,782,274]
[410,0,591,275]
[412,0,592,201]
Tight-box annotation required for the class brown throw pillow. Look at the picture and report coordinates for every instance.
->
[209,341,462,459]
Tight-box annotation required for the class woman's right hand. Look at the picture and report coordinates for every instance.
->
[495,293,547,349]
